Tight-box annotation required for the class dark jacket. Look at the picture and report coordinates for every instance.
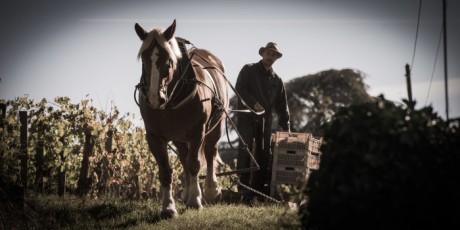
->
[235,61,290,130]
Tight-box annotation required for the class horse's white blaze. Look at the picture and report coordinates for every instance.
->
[137,28,182,109]
[149,48,160,108]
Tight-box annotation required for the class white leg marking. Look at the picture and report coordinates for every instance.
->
[187,175,203,209]
[161,185,178,218]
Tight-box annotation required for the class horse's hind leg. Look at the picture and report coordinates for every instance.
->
[172,141,190,203]
[146,131,178,218]
[203,124,223,203]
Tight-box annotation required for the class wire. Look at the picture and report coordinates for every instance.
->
[410,0,423,71]
[425,26,444,106]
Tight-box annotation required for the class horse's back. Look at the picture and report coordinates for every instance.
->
[191,48,228,106]
[191,49,225,73]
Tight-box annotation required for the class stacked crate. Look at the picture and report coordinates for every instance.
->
[307,136,322,170]
[270,131,322,197]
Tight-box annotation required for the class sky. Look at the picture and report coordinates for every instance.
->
[1,0,459,123]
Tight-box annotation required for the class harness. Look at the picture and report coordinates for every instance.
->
[135,37,223,110]
[133,38,276,201]
[160,37,199,109]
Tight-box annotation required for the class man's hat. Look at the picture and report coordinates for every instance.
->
[259,42,282,58]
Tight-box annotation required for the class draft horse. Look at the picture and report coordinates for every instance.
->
[134,20,228,218]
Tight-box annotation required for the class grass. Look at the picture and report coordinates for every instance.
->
[142,204,300,230]
[11,195,301,229]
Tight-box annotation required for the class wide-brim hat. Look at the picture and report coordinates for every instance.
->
[259,42,282,58]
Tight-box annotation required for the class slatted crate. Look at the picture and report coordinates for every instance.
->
[272,132,309,167]
[270,132,323,197]
[307,136,323,170]
[307,151,321,170]
[274,132,309,149]
[274,149,308,167]
[308,136,322,153]
[272,166,308,184]
[271,132,310,197]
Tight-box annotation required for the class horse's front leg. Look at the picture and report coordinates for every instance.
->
[173,141,190,203]
[146,131,178,218]
[186,131,205,210]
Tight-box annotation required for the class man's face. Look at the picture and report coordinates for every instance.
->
[262,49,280,67]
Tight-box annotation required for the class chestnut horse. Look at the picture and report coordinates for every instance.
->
[134,20,228,218]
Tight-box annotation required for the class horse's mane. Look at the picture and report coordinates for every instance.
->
[137,28,182,69]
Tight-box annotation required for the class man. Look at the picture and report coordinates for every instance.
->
[235,42,290,196]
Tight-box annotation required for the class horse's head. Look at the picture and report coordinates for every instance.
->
[135,20,182,109]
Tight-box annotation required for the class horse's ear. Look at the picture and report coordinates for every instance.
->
[163,19,176,41]
[135,23,147,41]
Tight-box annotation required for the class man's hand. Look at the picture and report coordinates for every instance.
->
[254,102,264,112]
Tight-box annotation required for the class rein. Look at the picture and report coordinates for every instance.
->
[193,52,265,116]
[160,51,196,109]
[133,38,281,201]
[134,38,264,150]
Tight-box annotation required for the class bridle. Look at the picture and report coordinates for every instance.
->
[158,58,175,106]
[134,40,264,117]
[134,45,179,109]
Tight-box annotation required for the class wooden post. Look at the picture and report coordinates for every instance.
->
[0,103,6,179]
[19,111,28,190]
[57,150,66,197]
[35,139,44,193]
[405,64,414,109]
[105,128,113,153]
[100,128,113,195]
[443,0,449,121]
[77,128,94,196]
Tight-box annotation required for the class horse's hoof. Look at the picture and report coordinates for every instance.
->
[204,186,222,204]
[161,209,179,219]
[186,204,203,210]
[207,192,222,204]
[181,195,189,204]
[186,199,203,210]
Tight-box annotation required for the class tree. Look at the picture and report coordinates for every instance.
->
[285,69,372,135]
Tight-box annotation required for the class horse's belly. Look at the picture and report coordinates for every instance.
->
[142,106,205,142]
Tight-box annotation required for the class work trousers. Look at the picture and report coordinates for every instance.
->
[236,115,272,194]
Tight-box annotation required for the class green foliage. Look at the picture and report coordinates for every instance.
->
[1,96,230,200]
[300,96,460,229]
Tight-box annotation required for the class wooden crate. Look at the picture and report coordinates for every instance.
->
[308,136,322,153]
[270,132,323,197]
[272,166,308,184]
[307,151,321,170]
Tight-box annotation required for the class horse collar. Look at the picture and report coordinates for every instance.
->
[160,38,198,110]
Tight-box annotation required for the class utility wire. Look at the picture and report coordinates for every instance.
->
[410,0,423,71]
[425,26,444,106]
